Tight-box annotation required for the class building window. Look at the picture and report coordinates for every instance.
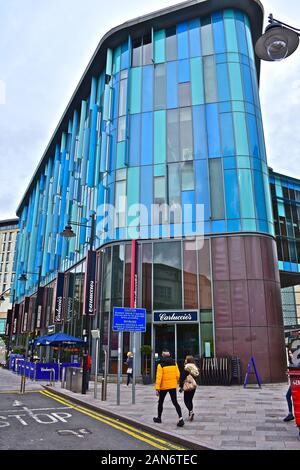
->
[115,180,126,228]
[181,162,194,191]
[166,26,177,61]
[132,37,142,67]
[117,116,126,142]
[180,107,193,161]
[154,64,166,110]
[153,241,182,310]
[154,176,166,206]
[209,158,225,220]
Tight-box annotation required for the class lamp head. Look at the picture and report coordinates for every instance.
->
[255,23,299,61]
[0,294,5,302]
[18,273,28,282]
[60,225,76,238]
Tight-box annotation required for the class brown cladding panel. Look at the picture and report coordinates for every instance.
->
[271,239,281,284]
[268,327,287,382]
[228,236,246,280]
[232,327,252,377]
[250,327,271,383]
[248,280,267,327]
[264,281,283,327]
[213,281,232,328]
[215,328,234,356]
[212,237,229,281]
[244,236,263,280]
[231,280,250,327]
[261,237,276,281]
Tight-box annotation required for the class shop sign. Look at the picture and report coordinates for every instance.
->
[153,310,198,323]
[66,273,75,321]
[54,273,65,323]
[83,251,96,316]
[113,307,146,332]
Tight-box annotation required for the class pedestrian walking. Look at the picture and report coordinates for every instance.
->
[283,348,295,422]
[153,349,184,427]
[126,352,133,386]
[179,355,199,421]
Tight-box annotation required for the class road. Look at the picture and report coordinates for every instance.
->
[0,388,184,451]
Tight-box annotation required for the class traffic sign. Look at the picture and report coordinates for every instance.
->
[112,307,146,332]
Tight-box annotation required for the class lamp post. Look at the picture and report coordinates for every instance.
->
[18,266,42,361]
[255,13,300,61]
[61,212,96,394]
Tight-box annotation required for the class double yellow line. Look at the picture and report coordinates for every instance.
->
[40,389,185,451]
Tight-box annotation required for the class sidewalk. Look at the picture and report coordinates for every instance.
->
[44,379,300,450]
[0,367,45,392]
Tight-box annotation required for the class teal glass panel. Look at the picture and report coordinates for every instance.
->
[206,104,221,158]
[142,66,154,112]
[203,56,217,103]
[246,113,259,157]
[242,219,257,231]
[253,170,267,222]
[113,46,121,74]
[181,161,194,191]
[192,105,207,159]
[154,110,166,165]
[127,167,140,227]
[216,63,230,102]
[154,164,166,177]
[189,19,201,57]
[167,61,178,108]
[241,64,254,104]
[233,113,249,155]
[238,169,255,219]
[224,10,239,53]
[141,112,153,165]
[220,113,235,157]
[237,156,250,169]
[209,159,225,219]
[263,172,274,225]
[190,57,204,105]
[177,22,189,60]
[154,30,165,64]
[228,63,244,101]
[129,67,141,114]
[201,16,214,56]
[212,12,226,54]
[232,101,244,112]
[235,11,248,56]
[223,157,236,169]
[121,42,129,70]
[244,15,255,62]
[116,142,126,169]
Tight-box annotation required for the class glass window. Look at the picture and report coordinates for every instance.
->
[198,240,212,309]
[189,19,201,58]
[167,61,178,109]
[154,30,165,64]
[233,112,249,155]
[238,169,255,219]
[235,11,248,56]
[216,63,230,102]
[181,162,194,191]
[129,113,140,166]
[183,241,198,309]
[224,169,240,220]
[228,63,244,102]
[220,113,235,157]
[118,78,127,116]
[130,67,142,114]
[191,57,204,106]
[166,26,177,61]
[224,10,239,53]
[201,16,214,56]
[154,176,166,205]
[168,163,181,208]
[212,12,226,54]
[142,243,152,311]
[177,22,189,60]
[178,59,190,83]
[141,112,153,165]
[153,241,182,310]
[167,109,179,163]
[154,110,166,165]
[209,158,225,219]
[192,105,207,159]
[143,34,153,65]
[179,83,191,107]
[142,66,153,113]
[154,64,166,110]
[117,116,126,142]
[132,37,142,67]
[180,107,193,161]
[206,104,221,158]
[111,245,124,303]
[203,56,217,103]
[115,181,126,228]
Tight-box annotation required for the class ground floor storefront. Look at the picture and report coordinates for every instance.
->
[9,234,287,382]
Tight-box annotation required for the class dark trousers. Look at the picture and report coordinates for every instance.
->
[157,389,182,419]
[184,389,196,412]
[127,373,133,386]
[286,386,293,413]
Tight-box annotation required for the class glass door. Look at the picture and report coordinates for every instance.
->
[176,324,200,371]
[154,324,175,358]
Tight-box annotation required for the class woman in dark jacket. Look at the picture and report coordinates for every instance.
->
[179,355,199,421]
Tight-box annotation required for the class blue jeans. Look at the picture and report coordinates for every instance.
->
[286,386,293,414]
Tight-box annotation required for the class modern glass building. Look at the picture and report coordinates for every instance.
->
[9,0,288,382]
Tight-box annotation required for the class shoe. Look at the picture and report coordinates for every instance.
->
[283,414,294,422]
[153,417,162,423]
[177,418,184,427]
[189,412,194,422]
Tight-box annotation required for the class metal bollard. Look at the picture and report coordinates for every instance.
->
[101,378,105,401]
[33,363,37,382]
[61,367,66,389]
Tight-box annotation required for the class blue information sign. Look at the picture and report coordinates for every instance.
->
[113,307,146,332]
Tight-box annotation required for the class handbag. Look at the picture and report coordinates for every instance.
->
[127,368,133,374]
[183,374,197,392]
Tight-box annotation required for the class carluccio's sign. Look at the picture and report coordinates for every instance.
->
[153,310,198,323]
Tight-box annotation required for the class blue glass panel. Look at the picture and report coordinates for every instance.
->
[140,166,153,227]
[219,101,231,113]
[142,66,154,112]
[141,112,153,165]
[223,157,236,169]
[212,12,226,54]
[195,160,210,221]
[246,113,260,158]
[241,64,254,104]
[227,220,241,232]
[206,104,221,158]
[178,59,190,83]
[112,76,119,120]
[238,169,255,219]
[182,191,195,224]
[167,61,178,108]
[245,102,255,115]
[220,113,235,157]
[189,19,201,57]
[121,42,129,69]
[193,105,207,159]
[216,53,227,63]
[241,219,257,231]
[235,11,248,55]
[129,114,140,167]
[257,220,268,233]
[177,22,189,59]
[216,63,230,102]
[224,169,240,219]
[212,220,227,233]
[224,11,238,53]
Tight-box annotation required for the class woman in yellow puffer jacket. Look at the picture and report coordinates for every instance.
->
[153,350,184,427]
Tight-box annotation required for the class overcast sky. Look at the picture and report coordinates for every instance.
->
[0,0,299,220]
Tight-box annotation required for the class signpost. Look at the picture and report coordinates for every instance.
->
[112,307,146,405]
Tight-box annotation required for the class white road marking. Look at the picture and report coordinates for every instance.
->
[57,429,84,438]
[0,406,70,414]
[12,400,23,407]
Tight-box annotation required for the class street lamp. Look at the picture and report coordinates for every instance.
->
[18,267,42,361]
[0,294,5,302]
[61,212,96,394]
[255,14,300,61]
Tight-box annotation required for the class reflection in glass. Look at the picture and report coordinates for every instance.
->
[153,242,182,309]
